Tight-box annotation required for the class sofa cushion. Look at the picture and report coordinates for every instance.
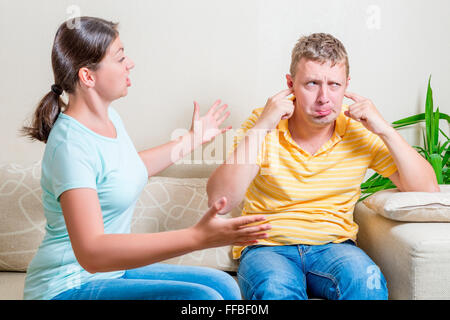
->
[0,162,45,271]
[131,176,240,271]
[0,162,240,272]
[362,185,450,222]
[0,272,27,300]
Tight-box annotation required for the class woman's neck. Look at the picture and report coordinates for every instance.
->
[64,90,117,138]
[65,89,111,124]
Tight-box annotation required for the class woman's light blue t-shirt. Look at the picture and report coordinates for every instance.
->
[23,107,148,300]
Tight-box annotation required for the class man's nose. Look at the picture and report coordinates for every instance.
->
[317,85,330,104]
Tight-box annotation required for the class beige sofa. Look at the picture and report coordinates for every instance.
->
[1,161,450,300]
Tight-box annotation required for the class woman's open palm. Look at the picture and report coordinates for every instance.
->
[190,100,232,144]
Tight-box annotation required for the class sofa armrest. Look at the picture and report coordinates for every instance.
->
[354,201,450,299]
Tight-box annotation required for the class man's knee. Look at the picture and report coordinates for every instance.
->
[338,264,388,300]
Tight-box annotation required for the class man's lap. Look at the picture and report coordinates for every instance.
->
[237,240,388,300]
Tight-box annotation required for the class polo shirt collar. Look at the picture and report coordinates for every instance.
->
[277,104,349,156]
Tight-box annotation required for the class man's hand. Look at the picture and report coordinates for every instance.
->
[345,92,439,193]
[344,92,392,136]
[255,88,295,132]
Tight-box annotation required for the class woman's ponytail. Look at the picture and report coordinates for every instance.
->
[20,16,119,144]
[21,86,66,143]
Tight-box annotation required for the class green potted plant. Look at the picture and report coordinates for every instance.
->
[360,75,450,201]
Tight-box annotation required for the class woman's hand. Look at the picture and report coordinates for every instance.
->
[191,197,271,248]
[190,100,232,145]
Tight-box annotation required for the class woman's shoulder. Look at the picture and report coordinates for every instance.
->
[44,114,96,160]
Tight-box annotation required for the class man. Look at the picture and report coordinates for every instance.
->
[207,33,439,300]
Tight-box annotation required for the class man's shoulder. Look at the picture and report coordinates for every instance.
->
[249,107,264,119]
[251,107,264,115]
[238,107,264,127]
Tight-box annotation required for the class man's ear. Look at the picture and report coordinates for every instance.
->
[286,74,294,89]
[78,67,95,89]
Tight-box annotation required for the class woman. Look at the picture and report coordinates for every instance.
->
[21,16,271,300]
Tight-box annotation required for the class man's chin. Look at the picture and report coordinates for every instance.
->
[310,113,338,126]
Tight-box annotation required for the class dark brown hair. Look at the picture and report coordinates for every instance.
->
[21,16,119,143]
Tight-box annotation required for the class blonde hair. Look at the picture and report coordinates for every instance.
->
[290,33,349,78]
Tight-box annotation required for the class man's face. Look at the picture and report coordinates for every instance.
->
[286,58,349,128]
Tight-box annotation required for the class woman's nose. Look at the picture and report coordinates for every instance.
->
[127,57,135,70]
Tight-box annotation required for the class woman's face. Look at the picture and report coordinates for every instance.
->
[92,36,134,101]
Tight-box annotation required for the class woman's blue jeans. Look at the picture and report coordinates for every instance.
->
[51,263,241,300]
[237,240,388,300]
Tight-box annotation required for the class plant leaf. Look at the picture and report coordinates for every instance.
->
[425,75,433,152]
[432,107,440,153]
[430,153,443,184]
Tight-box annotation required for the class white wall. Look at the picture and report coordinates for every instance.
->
[1,0,449,177]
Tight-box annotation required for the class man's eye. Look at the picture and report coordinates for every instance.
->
[119,57,125,62]
[307,81,317,86]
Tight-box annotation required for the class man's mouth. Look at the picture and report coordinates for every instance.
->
[315,109,332,116]
[126,77,131,87]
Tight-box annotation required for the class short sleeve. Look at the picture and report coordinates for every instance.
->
[368,134,398,178]
[50,142,97,201]
[227,108,265,166]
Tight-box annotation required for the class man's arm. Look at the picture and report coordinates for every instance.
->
[378,127,439,192]
[344,92,439,192]
[207,129,264,213]
[207,88,295,213]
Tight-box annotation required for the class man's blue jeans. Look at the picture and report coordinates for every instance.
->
[237,240,388,300]
[51,263,241,300]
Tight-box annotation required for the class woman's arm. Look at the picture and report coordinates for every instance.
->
[60,188,271,274]
[139,100,231,177]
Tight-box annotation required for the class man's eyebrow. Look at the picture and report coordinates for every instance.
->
[303,77,322,83]
[304,77,342,83]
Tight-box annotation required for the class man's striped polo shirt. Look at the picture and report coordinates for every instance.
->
[231,105,398,259]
